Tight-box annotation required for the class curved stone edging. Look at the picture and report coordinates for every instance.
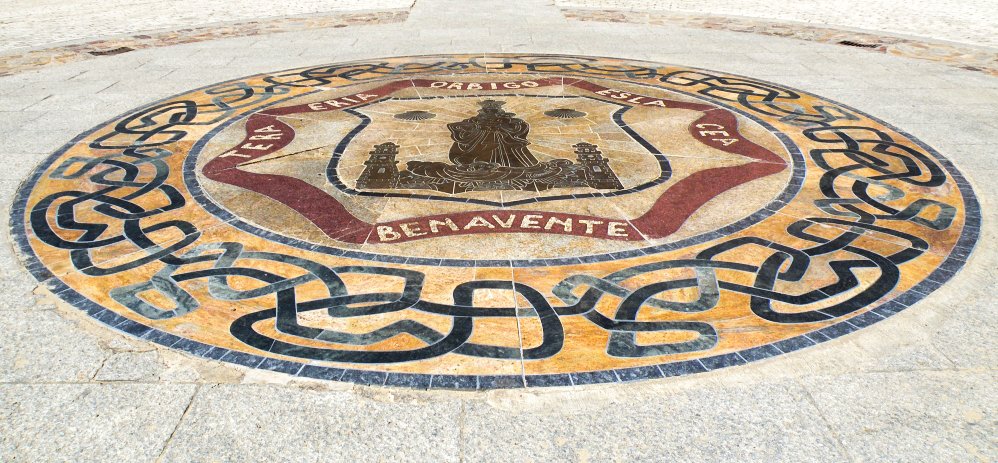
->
[562,9,998,77]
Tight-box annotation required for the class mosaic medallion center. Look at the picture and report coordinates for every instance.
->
[195,74,793,262]
[12,54,977,389]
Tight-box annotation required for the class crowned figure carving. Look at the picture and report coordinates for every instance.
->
[446,99,538,168]
[356,99,623,194]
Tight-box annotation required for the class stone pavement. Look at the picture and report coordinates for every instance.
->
[557,0,998,47]
[0,0,996,461]
[0,0,414,53]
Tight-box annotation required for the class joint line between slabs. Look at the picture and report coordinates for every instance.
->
[797,378,857,463]
[155,383,201,463]
[504,264,528,385]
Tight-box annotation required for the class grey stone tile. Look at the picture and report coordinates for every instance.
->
[0,110,46,133]
[0,383,197,462]
[159,384,463,462]
[0,152,51,181]
[93,351,161,382]
[927,256,998,369]
[22,92,142,113]
[0,130,83,154]
[463,380,845,461]
[0,310,108,382]
[802,371,997,462]
[0,93,54,111]
[899,123,998,148]
[0,265,49,312]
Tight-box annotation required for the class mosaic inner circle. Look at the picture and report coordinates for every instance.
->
[194,73,795,262]
[12,54,979,389]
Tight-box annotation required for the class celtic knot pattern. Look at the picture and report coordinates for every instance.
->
[13,54,978,388]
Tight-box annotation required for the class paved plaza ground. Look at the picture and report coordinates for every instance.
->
[0,0,995,461]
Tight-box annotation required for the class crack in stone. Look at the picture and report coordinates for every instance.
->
[155,384,201,463]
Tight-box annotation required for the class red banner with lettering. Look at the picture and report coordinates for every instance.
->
[202,77,785,244]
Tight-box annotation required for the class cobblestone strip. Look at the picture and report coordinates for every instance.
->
[562,9,998,77]
[0,10,409,77]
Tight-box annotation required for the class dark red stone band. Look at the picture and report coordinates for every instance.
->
[202,77,786,243]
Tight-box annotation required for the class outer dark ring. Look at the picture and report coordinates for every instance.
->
[8,54,981,389]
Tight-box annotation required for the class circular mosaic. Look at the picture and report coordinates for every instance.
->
[12,54,979,389]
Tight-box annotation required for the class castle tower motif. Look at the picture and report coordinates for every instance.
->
[356,142,400,189]
[574,142,623,190]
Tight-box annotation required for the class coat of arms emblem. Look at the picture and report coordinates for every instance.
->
[200,75,789,245]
